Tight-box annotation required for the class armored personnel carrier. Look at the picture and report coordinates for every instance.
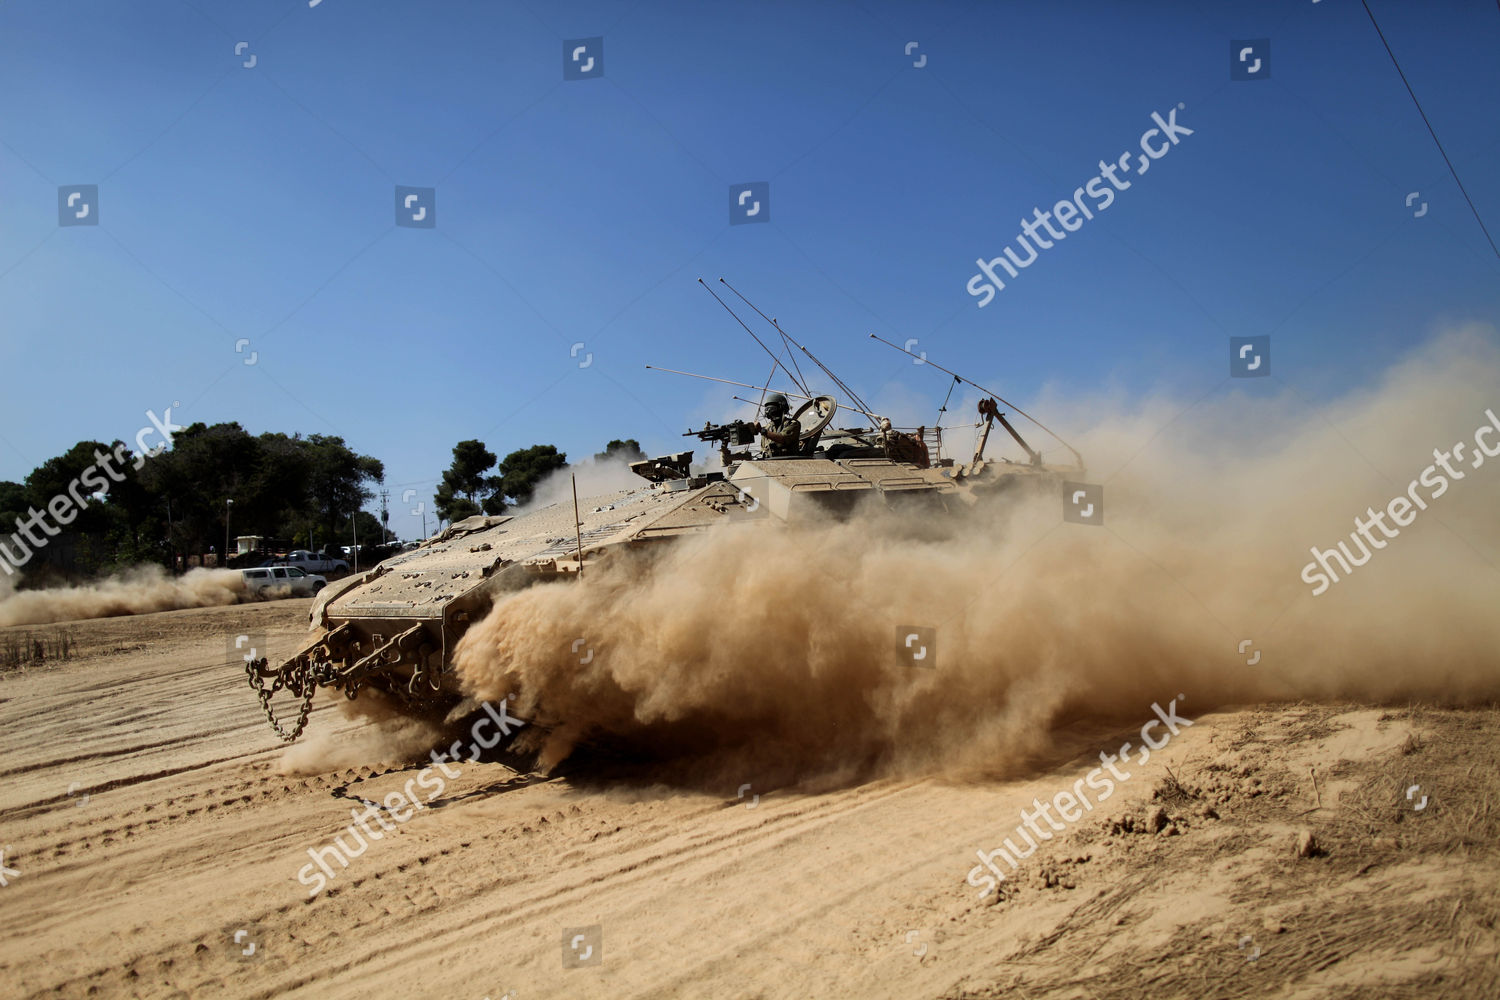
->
[245,318,1083,743]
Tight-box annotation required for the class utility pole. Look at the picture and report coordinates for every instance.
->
[571,475,584,579]
[224,498,234,568]
[165,497,175,572]
[379,489,390,544]
[350,512,359,573]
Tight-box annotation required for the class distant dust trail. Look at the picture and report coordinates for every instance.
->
[0,566,247,627]
[449,328,1500,778]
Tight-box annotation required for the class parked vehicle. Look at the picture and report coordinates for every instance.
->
[279,550,350,574]
[240,565,328,598]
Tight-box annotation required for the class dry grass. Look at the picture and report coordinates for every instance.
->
[0,627,76,672]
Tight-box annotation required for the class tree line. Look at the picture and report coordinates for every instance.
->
[0,422,384,582]
[0,426,649,585]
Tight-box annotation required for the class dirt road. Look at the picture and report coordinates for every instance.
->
[0,601,1495,999]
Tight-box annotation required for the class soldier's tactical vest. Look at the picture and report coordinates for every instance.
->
[761,416,804,457]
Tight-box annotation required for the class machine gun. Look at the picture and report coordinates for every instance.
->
[685,419,759,465]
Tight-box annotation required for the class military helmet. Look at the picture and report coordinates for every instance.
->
[763,392,790,413]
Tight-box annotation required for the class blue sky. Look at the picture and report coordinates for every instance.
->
[3,0,1497,541]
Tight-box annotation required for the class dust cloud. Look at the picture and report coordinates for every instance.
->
[278,690,445,775]
[0,565,247,627]
[507,455,644,516]
[452,328,1500,779]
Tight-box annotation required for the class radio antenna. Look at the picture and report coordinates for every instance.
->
[697,278,809,396]
[719,279,876,418]
[645,365,880,421]
[709,277,808,389]
[757,360,776,413]
[868,333,1084,467]
[645,365,813,400]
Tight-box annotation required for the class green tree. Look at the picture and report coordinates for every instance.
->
[497,445,567,506]
[594,439,646,463]
[304,434,384,543]
[0,481,28,530]
[142,422,259,559]
[435,440,499,521]
[23,441,119,537]
[247,432,316,538]
[20,441,148,573]
[91,442,162,570]
[0,479,35,570]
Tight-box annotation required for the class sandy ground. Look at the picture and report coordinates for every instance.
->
[0,602,1497,999]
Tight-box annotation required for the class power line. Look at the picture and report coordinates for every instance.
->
[1361,0,1500,260]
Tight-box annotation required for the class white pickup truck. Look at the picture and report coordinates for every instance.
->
[241,565,327,598]
[278,550,350,574]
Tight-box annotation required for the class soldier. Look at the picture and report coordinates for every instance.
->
[754,393,805,457]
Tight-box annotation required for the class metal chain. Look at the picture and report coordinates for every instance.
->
[244,658,318,742]
[407,653,444,696]
[244,652,445,740]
